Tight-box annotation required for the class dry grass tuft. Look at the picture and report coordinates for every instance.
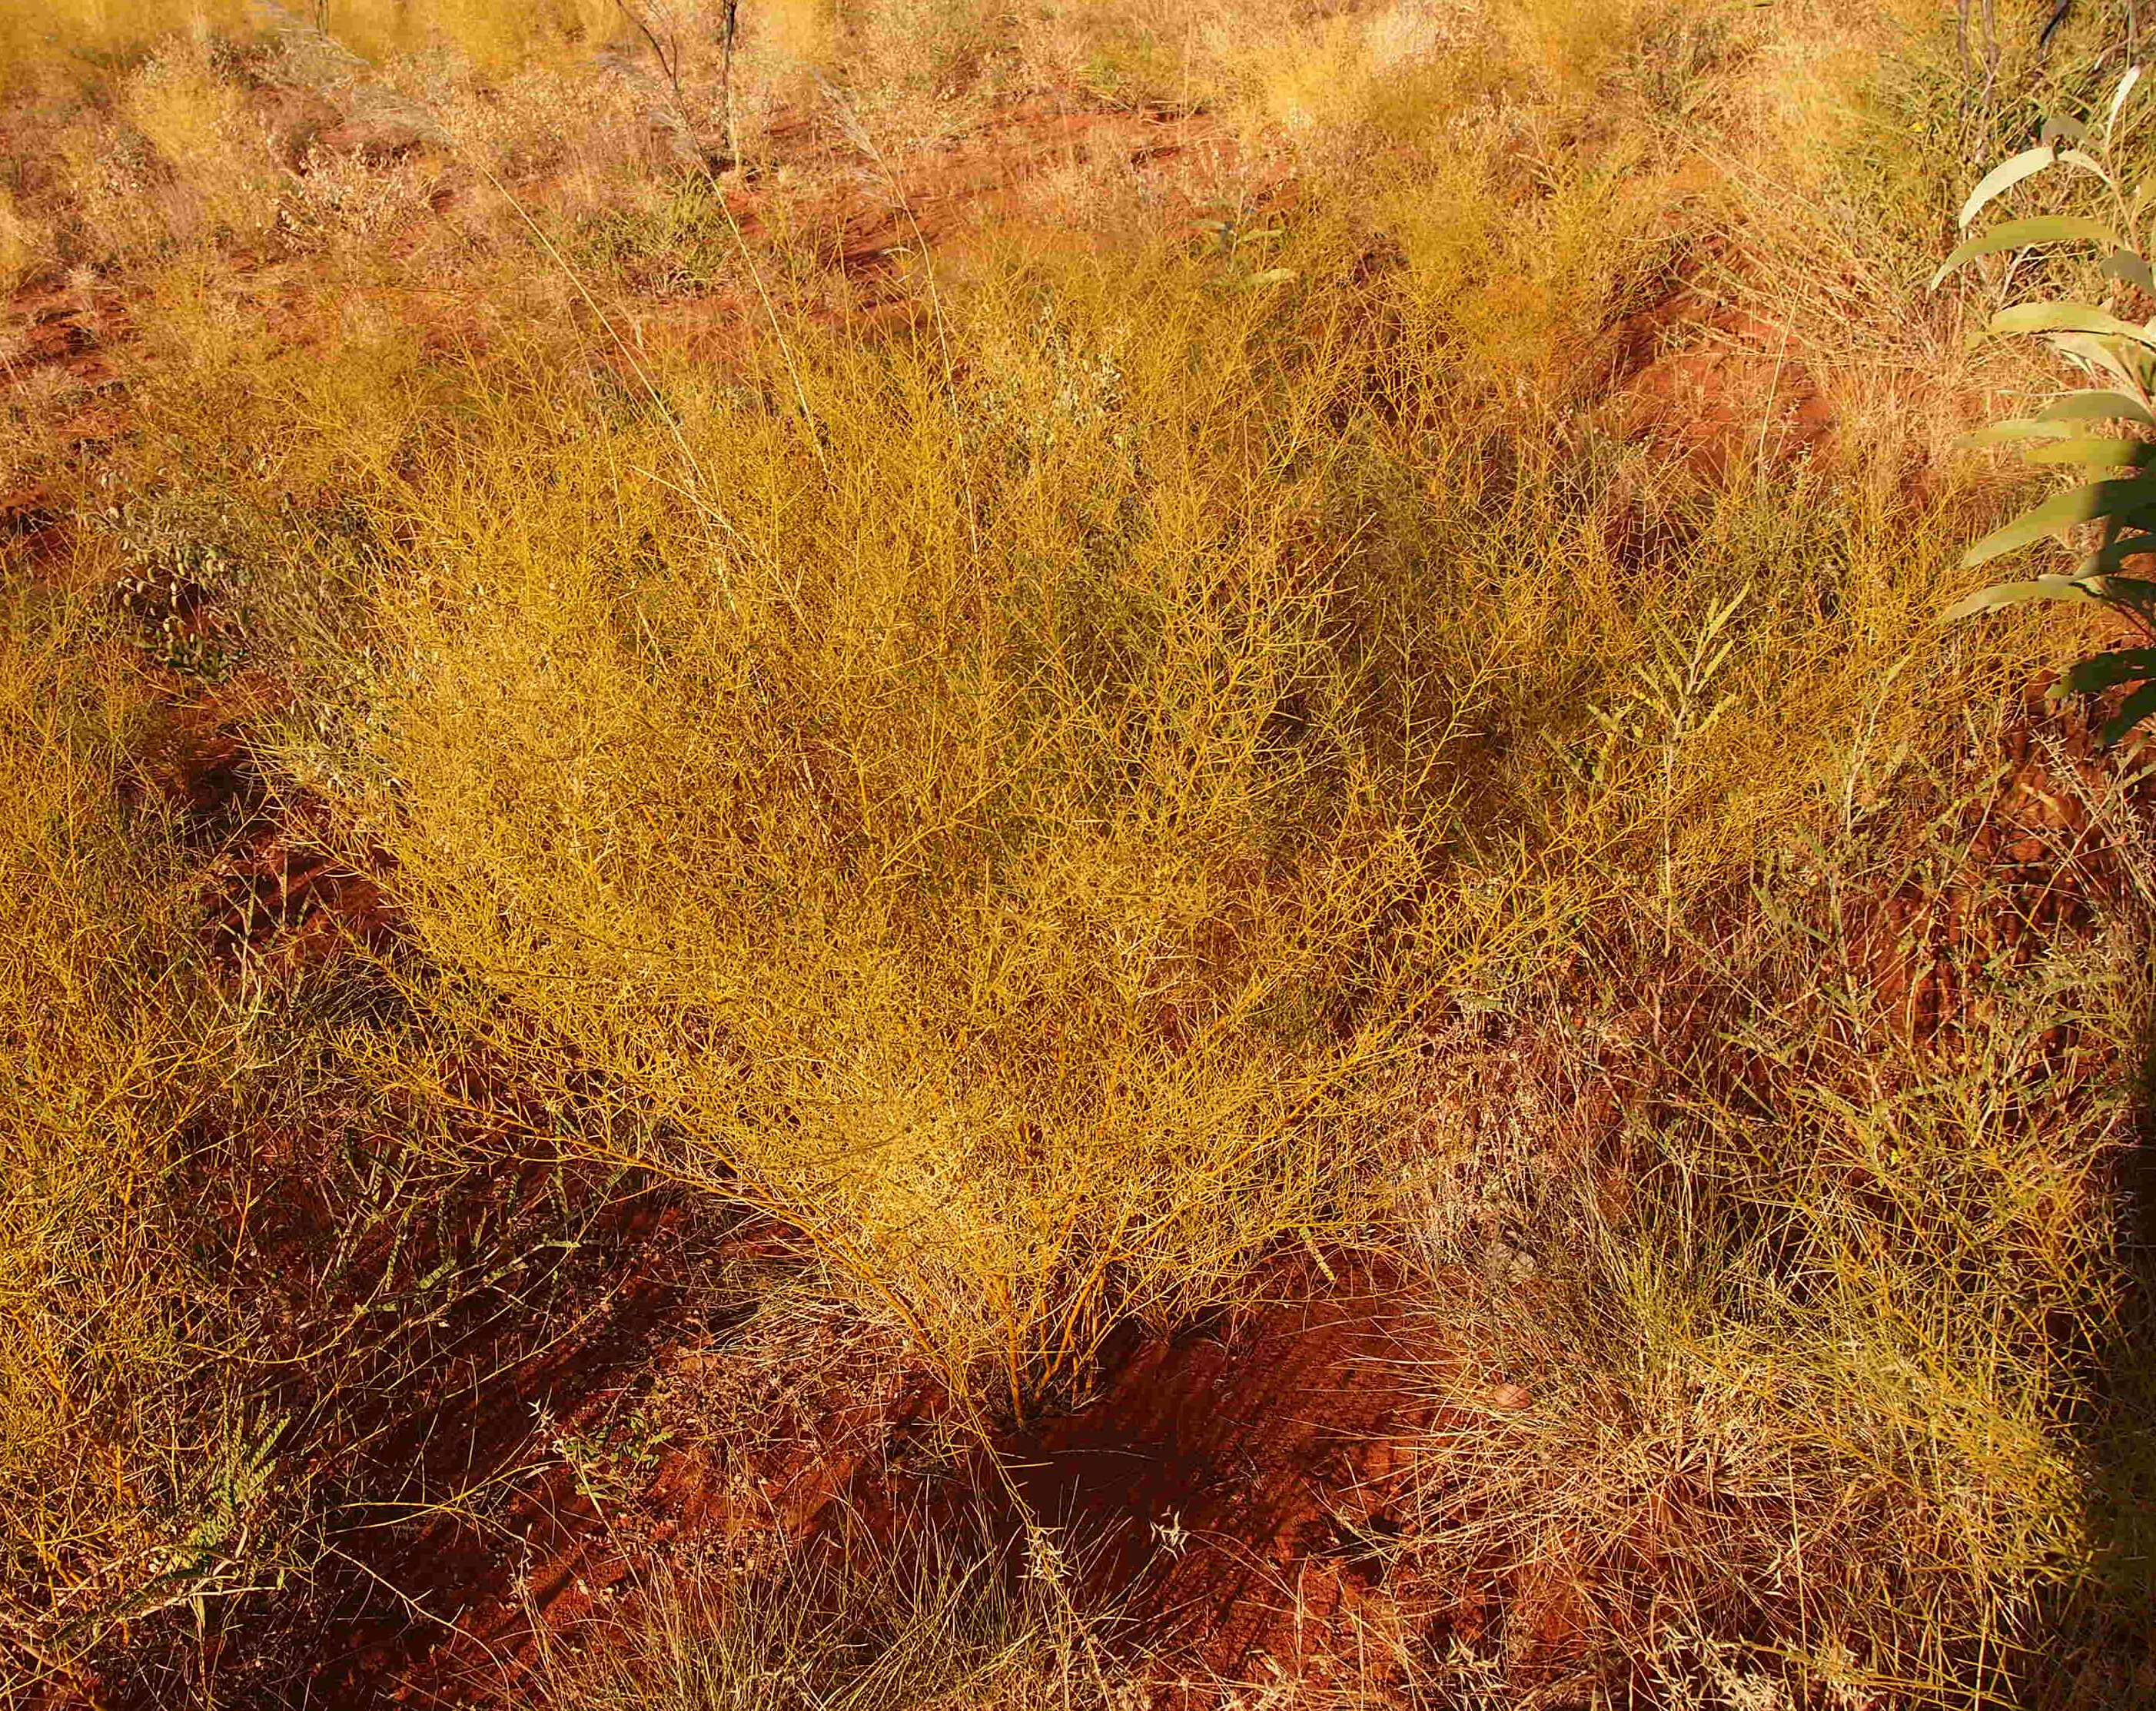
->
[1397,849,2155,1697]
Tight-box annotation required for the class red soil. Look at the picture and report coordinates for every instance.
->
[374,1254,1460,1706]
[999,1262,1441,1682]
[1609,293,1834,481]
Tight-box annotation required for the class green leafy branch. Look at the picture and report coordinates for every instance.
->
[1935,64,2156,742]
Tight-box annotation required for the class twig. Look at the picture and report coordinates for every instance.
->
[614,0,686,120]
[2039,0,2073,62]
[721,0,740,168]
[1752,318,1792,486]
[0,1603,112,1710]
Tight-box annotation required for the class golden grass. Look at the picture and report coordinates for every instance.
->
[326,281,1434,1407]
[0,184,48,291]
[523,1510,1123,1709]
[1397,824,2155,1696]
[0,0,619,90]
[0,603,257,1685]
[0,0,2151,1700]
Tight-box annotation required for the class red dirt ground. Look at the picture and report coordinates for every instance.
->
[1845,673,2156,1048]
[999,1263,1443,1682]
[374,1254,1472,1706]
[1605,284,1834,482]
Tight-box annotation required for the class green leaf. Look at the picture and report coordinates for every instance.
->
[2061,647,2156,693]
[2059,148,2121,191]
[1958,145,2065,229]
[2100,678,2156,743]
[2105,248,2156,294]
[2083,574,2156,613]
[2054,331,2150,393]
[1929,215,2121,287]
[2076,534,2156,576]
[2024,435,2156,467]
[1980,301,2156,346]
[1946,573,2156,624]
[1957,419,2073,446]
[1959,475,2156,566]
[2038,388,2156,426]
[1942,575,2111,622]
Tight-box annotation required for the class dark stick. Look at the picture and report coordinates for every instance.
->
[614,0,686,119]
[722,0,739,169]
[2039,0,2072,61]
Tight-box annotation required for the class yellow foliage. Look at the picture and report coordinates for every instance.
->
[0,182,48,289]
[0,0,2147,1694]
[759,0,837,69]
[351,281,1437,1400]
[0,617,231,1665]
[1376,142,1668,404]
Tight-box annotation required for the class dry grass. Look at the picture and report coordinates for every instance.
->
[0,600,264,1687]
[1392,804,2156,1699]
[329,284,1435,1407]
[519,1508,1127,1711]
[0,183,48,290]
[0,0,2151,1703]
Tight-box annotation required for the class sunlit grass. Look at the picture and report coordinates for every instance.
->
[0,0,2150,1699]
[0,603,249,1684]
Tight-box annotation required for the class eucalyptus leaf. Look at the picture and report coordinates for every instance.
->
[2061,647,2156,693]
[1945,112,2156,748]
[2024,436,2156,467]
[2038,388,2156,426]
[2076,533,2156,576]
[2080,573,2156,611]
[1960,475,2156,566]
[2105,248,2156,294]
[2101,678,2156,743]
[1958,145,2065,228]
[1982,302,2156,346]
[1957,420,2074,445]
[1929,215,2120,287]
[2053,331,2148,393]
[2109,65,2144,137]
[2059,147,2121,190]
[1941,576,2110,622]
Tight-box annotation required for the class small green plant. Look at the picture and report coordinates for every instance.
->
[1934,64,2156,743]
[548,1400,676,1515]
[1192,201,1297,291]
[100,1414,295,1642]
